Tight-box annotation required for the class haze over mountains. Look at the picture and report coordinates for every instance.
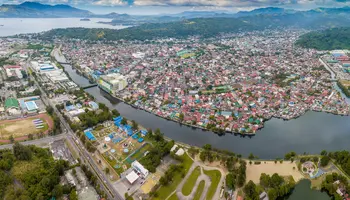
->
[0,2,92,17]
[2,1,350,20]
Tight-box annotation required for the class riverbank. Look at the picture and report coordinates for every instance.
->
[51,48,350,159]
[54,48,349,136]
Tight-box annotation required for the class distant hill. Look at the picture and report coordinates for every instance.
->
[0,1,92,17]
[235,7,294,17]
[38,18,259,41]
[35,11,350,41]
[296,27,350,50]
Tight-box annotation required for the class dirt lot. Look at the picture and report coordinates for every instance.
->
[0,114,53,139]
[246,161,304,183]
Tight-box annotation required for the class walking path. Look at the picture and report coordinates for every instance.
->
[166,153,226,200]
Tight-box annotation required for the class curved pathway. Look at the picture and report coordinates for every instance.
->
[166,153,226,200]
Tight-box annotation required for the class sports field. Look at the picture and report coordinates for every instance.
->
[0,114,53,139]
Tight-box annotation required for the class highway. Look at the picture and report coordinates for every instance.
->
[25,59,123,200]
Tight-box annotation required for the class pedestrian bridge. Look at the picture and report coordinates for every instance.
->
[82,84,98,89]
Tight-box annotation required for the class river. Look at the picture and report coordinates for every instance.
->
[63,64,335,200]
[320,58,350,104]
[59,61,350,159]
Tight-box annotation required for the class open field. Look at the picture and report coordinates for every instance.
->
[246,161,304,184]
[168,193,179,200]
[182,166,201,195]
[193,180,205,200]
[203,169,221,200]
[0,114,53,140]
[152,153,193,200]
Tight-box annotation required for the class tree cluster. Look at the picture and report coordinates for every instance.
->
[321,172,349,200]
[0,143,73,200]
[140,129,174,173]
[328,151,350,177]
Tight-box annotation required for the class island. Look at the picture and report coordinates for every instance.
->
[80,18,91,21]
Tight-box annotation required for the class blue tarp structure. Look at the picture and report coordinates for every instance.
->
[85,131,96,141]
[141,130,147,135]
[138,138,144,143]
[113,138,122,143]
[65,105,75,111]
[132,134,138,139]
[109,133,114,139]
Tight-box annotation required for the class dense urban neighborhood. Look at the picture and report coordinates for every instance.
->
[0,12,350,200]
[55,30,350,134]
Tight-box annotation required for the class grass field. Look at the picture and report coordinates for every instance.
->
[0,117,49,139]
[168,193,179,200]
[203,169,221,200]
[193,180,205,200]
[182,166,201,196]
[152,153,193,200]
[129,143,152,161]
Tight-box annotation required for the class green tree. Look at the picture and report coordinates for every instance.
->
[9,135,14,143]
[321,150,327,156]
[248,153,255,160]
[268,188,278,200]
[131,120,138,130]
[320,156,330,167]
[13,143,32,161]
[69,189,78,200]
[179,113,184,122]
[225,173,236,190]
[243,180,258,199]
[260,173,271,189]
[121,118,127,125]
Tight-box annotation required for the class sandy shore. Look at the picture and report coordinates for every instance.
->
[246,161,304,183]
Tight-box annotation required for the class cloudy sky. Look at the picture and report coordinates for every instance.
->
[1,0,349,14]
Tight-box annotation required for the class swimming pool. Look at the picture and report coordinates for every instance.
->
[25,101,38,111]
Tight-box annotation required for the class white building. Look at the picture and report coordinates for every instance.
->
[131,161,149,178]
[126,170,139,184]
[98,73,128,95]
[4,65,23,79]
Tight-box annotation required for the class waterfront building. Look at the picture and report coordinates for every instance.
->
[98,73,128,96]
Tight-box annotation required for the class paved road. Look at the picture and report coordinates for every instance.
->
[0,133,66,150]
[168,156,225,200]
[25,56,124,200]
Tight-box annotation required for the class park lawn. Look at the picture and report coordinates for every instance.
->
[193,180,205,200]
[204,169,222,200]
[152,153,194,200]
[102,153,125,175]
[168,193,179,200]
[130,143,152,161]
[182,166,201,195]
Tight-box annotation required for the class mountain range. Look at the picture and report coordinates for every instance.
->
[3,1,350,20]
[0,1,92,18]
